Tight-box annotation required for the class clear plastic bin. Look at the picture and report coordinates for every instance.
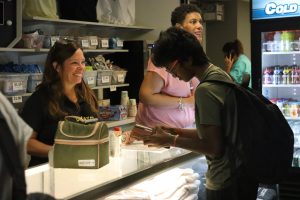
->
[97,37,109,49]
[83,70,97,88]
[27,73,43,93]
[0,73,29,95]
[89,36,99,49]
[111,70,127,84]
[97,70,112,86]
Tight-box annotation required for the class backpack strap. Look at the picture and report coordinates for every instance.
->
[0,118,27,200]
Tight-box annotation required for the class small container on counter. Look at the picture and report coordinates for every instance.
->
[109,127,122,157]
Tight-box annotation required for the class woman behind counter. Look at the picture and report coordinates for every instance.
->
[135,4,202,129]
[21,41,99,167]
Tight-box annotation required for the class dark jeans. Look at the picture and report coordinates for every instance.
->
[206,167,258,200]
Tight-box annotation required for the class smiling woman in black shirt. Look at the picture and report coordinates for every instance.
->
[21,41,99,167]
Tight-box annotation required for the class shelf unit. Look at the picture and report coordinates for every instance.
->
[0,48,128,53]
[262,51,300,55]
[106,117,135,128]
[263,84,300,88]
[23,16,154,31]
[1,16,153,127]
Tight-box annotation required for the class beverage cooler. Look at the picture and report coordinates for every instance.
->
[251,0,300,199]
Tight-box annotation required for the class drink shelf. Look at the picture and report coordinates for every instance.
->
[262,51,300,55]
[263,84,300,88]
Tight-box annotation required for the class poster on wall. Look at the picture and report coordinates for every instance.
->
[252,0,300,20]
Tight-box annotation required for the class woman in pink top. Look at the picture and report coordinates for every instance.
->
[135,4,203,128]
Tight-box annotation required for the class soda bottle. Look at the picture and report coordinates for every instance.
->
[287,66,292,84]
[281,31,291,52]
[263,67,272,84]
[273,66,279,85]
[273,31,281,52]
[291,66,297,84]
[282,67,288,84]
[278,66,283,84]
[265,32,275,52]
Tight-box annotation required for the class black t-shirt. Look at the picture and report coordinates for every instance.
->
[21,86,98,167]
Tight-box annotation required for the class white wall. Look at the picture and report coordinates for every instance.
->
[237,1,251,59]
[134,0,180,42]
[205,0,250,68]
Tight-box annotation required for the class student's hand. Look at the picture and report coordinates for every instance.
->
[224,55,234,73]
[143,126,174,148]
[131,126,154,141]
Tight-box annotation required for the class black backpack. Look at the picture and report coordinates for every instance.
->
[202,77,294,184]
[0,118,27,200]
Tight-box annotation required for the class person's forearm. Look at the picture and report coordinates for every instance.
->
[27,139,52,157]
[172,135,220,157]
[173,128,198,139]
[140,93,192,108]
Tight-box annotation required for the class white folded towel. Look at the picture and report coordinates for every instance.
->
[105,168,201,200]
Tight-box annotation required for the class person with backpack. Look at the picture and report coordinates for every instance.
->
[132,27,259,200]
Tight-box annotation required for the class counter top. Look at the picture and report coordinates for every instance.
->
[25,145,200,199]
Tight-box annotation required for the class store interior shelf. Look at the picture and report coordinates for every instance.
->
[92,83,129,90]
[263,51,300,55]
[23,16,155,31]
[106,117,135,128]
[5,93,32,98]
[0,48,128,53]
[263,84,300,88]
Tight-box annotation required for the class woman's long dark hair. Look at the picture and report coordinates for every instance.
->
[38,41,98,119]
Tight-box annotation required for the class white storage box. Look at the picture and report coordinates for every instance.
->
[83,70,97,88]
[0,73,29,95]
[111,70,127,84]
[27,73,43,92]
[97,70,112,86]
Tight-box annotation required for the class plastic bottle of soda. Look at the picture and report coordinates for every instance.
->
[273,66,279,85]
[281,31,290,52]
[273,31,281,52]
[282,67,288,84]
[292,66,300,84]
[263,67,272,84]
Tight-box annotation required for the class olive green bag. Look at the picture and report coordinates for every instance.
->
[53,118,109,169]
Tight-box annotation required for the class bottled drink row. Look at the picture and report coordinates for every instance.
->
[262,30,300,52]
[263,65,300,85]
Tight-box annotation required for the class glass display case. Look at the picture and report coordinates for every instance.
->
[25,146,202,199]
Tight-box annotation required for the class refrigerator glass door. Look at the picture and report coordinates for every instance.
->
[261,30,300,167]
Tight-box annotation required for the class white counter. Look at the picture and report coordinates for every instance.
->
[25,145,197,199]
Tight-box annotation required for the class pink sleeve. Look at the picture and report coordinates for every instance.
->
[147,59,169,84]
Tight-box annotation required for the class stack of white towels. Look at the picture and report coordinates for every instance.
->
[105,168,200,200]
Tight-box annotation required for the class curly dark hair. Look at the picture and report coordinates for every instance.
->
[171,4,202,26]
[151,27,210,68]
[222,39,244,57]
[39,41,98,118]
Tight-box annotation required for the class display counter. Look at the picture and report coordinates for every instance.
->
[25,145,202,199]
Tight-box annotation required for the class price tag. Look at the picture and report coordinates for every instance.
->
[12,81,23,91]
[87,77,95,84]
[101,39,109,48]
[12,96,22,103]
[102,76,110,83]
[117,40,123,47]
[110,85,116,91]
[117,74,124,82]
